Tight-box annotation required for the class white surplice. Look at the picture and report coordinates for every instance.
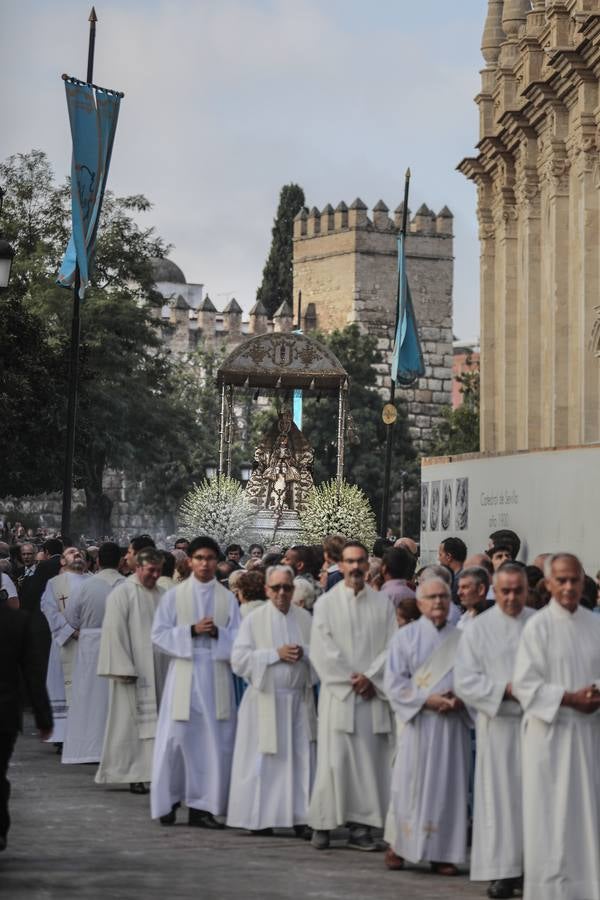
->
[41,571,90,743]
[308,581,397,831]
[95,575,167,785]
[62,568,124,764]
[454,604,535,881]
[227,601,316,830]
[513,599,600,900]
[384,616,471,865]
[150,578,240,819]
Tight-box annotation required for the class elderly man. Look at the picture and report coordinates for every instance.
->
[227,564,315,835]
[150,536,240,828]
[455,564,535,899]
[309,540,396,851]
[62,542,124,765]
[513,553,600,900]
[96,547,167,794]
[40,547,89,744]
[456,566,490,629]
[384,577,470,875]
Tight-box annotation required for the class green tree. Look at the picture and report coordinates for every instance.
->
[256,183,305,319]
[302,325,418,535]
[0,149,197,536]
[430,355,480,455]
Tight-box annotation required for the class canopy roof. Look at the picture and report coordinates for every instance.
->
[217,332,348,391]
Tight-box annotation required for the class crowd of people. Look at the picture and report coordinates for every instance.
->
[2,526,600,900]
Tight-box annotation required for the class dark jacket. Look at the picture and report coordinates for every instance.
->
[0,606,53,734]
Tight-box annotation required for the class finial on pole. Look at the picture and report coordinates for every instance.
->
[87,8,97,84]
[89,7,98,23]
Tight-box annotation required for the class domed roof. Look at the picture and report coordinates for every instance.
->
[149,257,186,284]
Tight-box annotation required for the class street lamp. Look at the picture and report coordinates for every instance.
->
[0,188,15,290]
[240,461,253,484]
[204,461,218,480]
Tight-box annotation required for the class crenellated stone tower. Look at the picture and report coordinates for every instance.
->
[460,0,600,454]
[292,198,454,450]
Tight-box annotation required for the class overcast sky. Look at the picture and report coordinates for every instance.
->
[1,0,485,340]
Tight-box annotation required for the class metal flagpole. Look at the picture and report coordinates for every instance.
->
[60,7,97,542]
[379,168,410,538]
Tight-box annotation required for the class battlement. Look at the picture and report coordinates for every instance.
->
[293,198,453,240]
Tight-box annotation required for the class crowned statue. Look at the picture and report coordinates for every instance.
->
[246,409,314,515]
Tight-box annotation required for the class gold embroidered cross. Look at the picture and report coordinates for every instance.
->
[401,822,413,838]
[415,672,432,689]
[423,821,438,836]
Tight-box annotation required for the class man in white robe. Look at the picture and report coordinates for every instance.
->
[309,540,397,852]
[96,547,167,794]
[513,553,600,900]
[227,564,316,836]
[62,542,124,765]
[40,547,90,744]
[455,563,535,899]
[150,536,240,828]
[384,577,471,875]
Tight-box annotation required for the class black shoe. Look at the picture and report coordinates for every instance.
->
[0,835,6,852]
[160,802,180,826]
[293,825,312,840]
[487,880,516,899]
[54,743,63,755]
[510,876,524,895]
[249,827,274,836]
[129,782,149,795]
[188,809,224,829]
[348,830,377,852]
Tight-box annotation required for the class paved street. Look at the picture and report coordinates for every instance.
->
[1,718,482,900]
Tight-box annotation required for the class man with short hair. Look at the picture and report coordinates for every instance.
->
[384,577,470,875]
[309,541,396,851]
[150,536,240,828]
[457,566,490,629]
[488,530,520,560]
[226,544,243,568]
[62,542,125,764]
[513,553,600,900]
[455,564,534,899]
[488,544,514,572]
[40,547,90,744]
[438,537,467,603]
[380,547,417,608]
[96,547,167,794]
[124,534,156,574]
[227,564,315,835]
[173,538,189,552]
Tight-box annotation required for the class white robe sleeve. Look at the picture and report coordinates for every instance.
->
[41,583,75,647]
[212,595,241,662]
[231,614,278,689]
[512,620,564,724]
[454,623,505,718]
[151,590,193,660]
[309,600,354,701]
[64,583,85,631]
[384,629,428,724]
[97,586,136,678]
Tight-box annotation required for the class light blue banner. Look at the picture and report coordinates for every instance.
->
[390,232,425,386]
[58,79,121,298]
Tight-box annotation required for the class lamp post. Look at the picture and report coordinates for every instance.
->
[204,461,218,480]
[240,461,252,484]
[0,188,16,290]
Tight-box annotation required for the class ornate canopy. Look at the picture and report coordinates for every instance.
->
[217,332,348,391]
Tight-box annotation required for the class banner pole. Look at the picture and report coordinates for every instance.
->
[379,168,410,538]
[60,7,97,543]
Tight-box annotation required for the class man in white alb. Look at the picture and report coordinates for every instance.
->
[40,547,90,744]
[62,541,124,765]
[150,536,240,828]
[384,576,471,876]
[309,540,396,852]
[227,564,315,836]
[96,547,167,794]
[455,563,534,898]
[513,553,600,900]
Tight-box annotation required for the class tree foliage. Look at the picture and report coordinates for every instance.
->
[430,356,480,456]
[256,183,305,319]
[301,325,418,535]
[0,149,196,536]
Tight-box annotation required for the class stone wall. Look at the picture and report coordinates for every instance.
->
[292,199,454,449]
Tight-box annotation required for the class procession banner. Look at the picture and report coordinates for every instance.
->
[390,231,425,386]
[57,77,121,298]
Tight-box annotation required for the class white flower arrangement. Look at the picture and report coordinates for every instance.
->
[178,476,257,548]
[298,479,377,548]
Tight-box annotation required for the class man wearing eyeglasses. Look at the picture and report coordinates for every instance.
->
[150,535,240,829]
[308,540,397,852]
[227,564,316,837]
